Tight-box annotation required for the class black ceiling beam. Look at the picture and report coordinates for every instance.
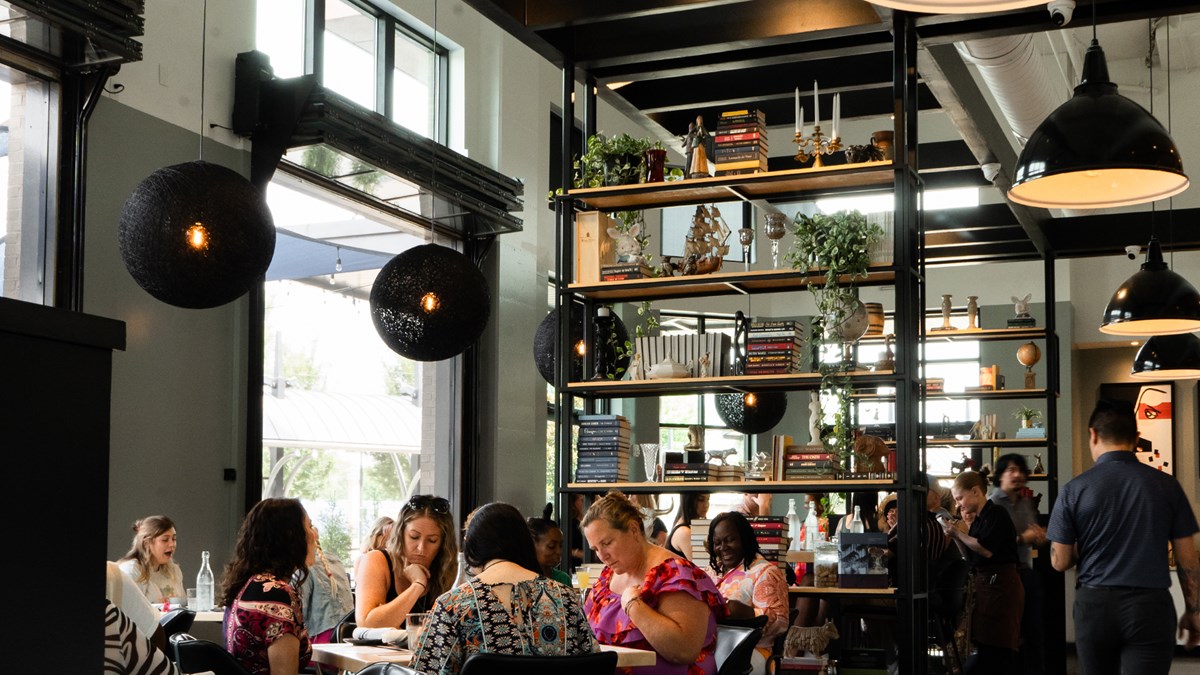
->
[919,140,979,172]
[925,243,1041,264]
[924,203,1017,232]
[1043,208,1200,258]
[459,0,572,67]
[926,227,1031,248]
[534,0,882,68]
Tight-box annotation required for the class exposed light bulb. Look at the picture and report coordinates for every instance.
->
[186,223,209,250]
[744,392,758,407]
[420,292,440,314]
[328,273,336,285]
[335,246,343,272]
[575,340,586,356]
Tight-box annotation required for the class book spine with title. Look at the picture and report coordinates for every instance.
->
[715,108,767,176]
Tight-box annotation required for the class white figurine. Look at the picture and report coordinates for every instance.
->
[698,352,711,378]
[629,351,646,380]
[808,391,822,446]
[1012,293,1032,318]
[607,223,644,264]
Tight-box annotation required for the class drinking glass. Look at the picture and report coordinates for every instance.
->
[186,588,198,610]
[406,612,430,650]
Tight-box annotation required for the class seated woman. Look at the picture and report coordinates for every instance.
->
[944,471,1023,675]
[705,512,789,675]
[583,491,726,675]
[298,527,355,644]
[118,515,185,605]
[666,492,709,560]
[412,502,597,674]
[527,503,572,585]
[220,498,316,675]
[353,515,394,584]
[356,495,457,628]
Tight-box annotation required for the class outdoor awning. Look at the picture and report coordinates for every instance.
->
[262,388,420,453]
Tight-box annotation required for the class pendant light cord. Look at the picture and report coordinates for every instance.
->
[199,0,207,161]
[429,0,439,246]
[1092,0,1097,42]
[1148,19,1155,237]
[1166,17,1174,269]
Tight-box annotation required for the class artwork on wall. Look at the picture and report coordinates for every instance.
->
[1098,381,1174,475]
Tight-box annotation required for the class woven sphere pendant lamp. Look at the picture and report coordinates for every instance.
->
[715,391,787,435]
[1009,40,1187,209]
[1131,333,1200,380]
[369,243,490,361]
[532,306,631,384]
[118,160,276,309]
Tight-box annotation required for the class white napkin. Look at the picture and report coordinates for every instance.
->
[351,626,407,646]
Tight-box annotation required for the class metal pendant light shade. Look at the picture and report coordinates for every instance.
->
[1131,333,1200,380]
[370,243,490,361]
[118,161,276,309]
[1100,238,1200,336]
[1009,40,1188,209]
[715,391,787,435]
[532,306,630,384]
[864,0,1043,13]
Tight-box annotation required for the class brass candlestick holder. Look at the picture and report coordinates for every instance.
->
[794,125,842,167]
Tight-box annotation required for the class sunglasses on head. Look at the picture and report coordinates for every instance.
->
[404,495,450,515]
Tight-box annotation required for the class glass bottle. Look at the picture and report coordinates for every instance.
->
[804,499,820,551]
[452,551,469,589]
[787,498,803,553]
[848,505,865,533]
[196,551,215,611]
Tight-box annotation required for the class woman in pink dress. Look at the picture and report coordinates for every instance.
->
[705,511,790,675]
[583,491,726,675]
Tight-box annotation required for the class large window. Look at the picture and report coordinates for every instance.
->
[256,0,448,141]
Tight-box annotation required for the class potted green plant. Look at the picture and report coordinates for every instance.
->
[1013,406,1042,428]
[785,210,883,463]
[573,132,654,188]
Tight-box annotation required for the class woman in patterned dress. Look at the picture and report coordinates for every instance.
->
[412,502,597,674]
[583,491,726,675]
[704,511,789,675]
[220,498,317,675]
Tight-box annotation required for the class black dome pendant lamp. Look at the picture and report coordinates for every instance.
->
[1131,333,1200,380]
[715,391,787,435]
[1100,237,1200,336]
[1008,39,1187,209]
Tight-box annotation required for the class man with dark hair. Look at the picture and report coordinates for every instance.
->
[990,453,1045,675]
[1048,399,1200,675]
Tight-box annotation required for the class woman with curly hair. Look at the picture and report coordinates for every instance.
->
[356,495,458,629]
[220,498,317,675]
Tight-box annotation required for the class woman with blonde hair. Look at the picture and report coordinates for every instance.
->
[583,491,725,674]
[118,515,184,605]
[353,516,395,583]
[356,495,458,628]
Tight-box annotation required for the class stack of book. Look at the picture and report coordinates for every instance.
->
[748,516,790,570]
[778,656,829,673]
[600,261,654,281]
[574,414,630,483]
[690,519,711,568]
[713,109,768,176]
[713,463,745,481]
[746,320,804,375]
[782,447,839,480]
[663,462,717,482]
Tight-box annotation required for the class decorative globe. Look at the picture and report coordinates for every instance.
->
[826,295,869,343]
[1017,341,1042,368]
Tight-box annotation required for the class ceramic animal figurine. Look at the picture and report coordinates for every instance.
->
[783,620,840,658]
[1012,293,1032,318]
[607,223,644,265]
[707,447,737,465]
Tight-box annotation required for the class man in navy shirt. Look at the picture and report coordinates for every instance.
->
[1048,399,1200,675]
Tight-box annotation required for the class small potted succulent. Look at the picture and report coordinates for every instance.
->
[1013,405,1042,428]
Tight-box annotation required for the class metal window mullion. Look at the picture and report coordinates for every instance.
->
[378,15,392,117]
[307,0,323,80]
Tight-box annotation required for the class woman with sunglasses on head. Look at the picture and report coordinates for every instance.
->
[357,495,458,629]
[412,502,598,674]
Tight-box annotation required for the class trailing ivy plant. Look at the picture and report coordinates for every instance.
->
[787,210,883,464]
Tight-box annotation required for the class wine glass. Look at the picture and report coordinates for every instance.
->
[635,443,661,482]
[763,212,787,269]
[737,226,754,272]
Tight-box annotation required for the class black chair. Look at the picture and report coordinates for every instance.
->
[714,625,762,675]
[159,608,196,640]
[354,664,420,675]
[459,651,618,675]
[717,614,768,630]
[170,632,251,675]
[333,608,358,643]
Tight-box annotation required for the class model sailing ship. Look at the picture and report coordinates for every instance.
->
[662,204,732,276]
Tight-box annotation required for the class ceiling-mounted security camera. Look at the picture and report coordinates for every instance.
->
[1125,245,1141,260]
[1047,0,1075,26]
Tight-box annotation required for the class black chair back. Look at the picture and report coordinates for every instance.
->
[714,625,761,675]
[717,614,768,630]
[170,632,251,675]
[354,664,420,675]
[333,608,357,643]
[159,608,196,640]
[459,651,618,675]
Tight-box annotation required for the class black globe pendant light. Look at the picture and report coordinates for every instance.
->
[1100,237,1200,336]
[715,391,787,435]
[532,306,630,384]
[1009,39,1187,209]
[118,160,276,309]
[1131,333,1200,380]
[370,243,490,361]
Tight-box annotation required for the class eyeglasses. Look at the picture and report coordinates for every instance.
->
[404,495,450,515]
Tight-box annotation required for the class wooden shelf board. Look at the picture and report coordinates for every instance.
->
[926,438,1049,448]
[568,267,896,302]
[566,162,895,210]
[564,479,895,492]
[566,370,896,397]
[922,327,1046,342]
[787,586,896,596]
[853,388,1050,401]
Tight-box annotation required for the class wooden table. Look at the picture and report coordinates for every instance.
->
[311,643,657,671]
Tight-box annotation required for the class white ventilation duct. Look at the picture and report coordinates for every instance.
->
[956,33,1067,145]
